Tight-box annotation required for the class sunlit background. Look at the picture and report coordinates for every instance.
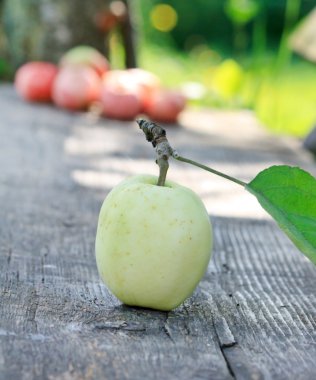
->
[136,0,316,137]
[1,0,316,137]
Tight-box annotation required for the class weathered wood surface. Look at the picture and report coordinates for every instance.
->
[0,84,316,380]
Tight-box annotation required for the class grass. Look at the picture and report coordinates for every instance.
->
[138,44,316,137]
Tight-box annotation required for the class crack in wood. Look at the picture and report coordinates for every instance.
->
[26,288,39,334]
[222,263,231,273]
[40,246,49,284]
[219,345,237,379]
[163,312,175,343]
[212,313,238,379]
[221,341,238,349]
[181,303,192,336]
[94,321,146,332]
[220,344,266,380]
[214,316,237,348]
[210,298,265,380]
[40,256,45,284]
[62,219,76,228]
[7,248,12,265]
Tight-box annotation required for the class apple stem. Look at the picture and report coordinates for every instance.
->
[173,154,246,187]
[136,119,246,188]
[137,119,173,186]
[157,158,169,186]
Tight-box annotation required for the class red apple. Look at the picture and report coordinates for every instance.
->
[60,46,110,77]
[14,62,58,102]
[144,89,186,123]
[101,70,143,120]
[102,70,131,87]
[52,65,101,111]
[126,68,161,110]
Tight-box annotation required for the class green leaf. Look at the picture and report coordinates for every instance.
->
[246,165,316,265]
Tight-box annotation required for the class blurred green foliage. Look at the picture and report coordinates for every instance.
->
[140,43,316,136]
[0,58,12,79]
[224,0,260,25]
[137,0,316,136]
[254,63,316,136]
[138,0,315,55]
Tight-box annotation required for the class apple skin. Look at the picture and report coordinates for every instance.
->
[144,89,186,124]
[52,65,101,110]
[101,70,143,120]
[126,68,161,110]
[60,45,110,77]
[101,69,160,118]
[101,86,142,120]
[14,62,58,102]
[95,175,212,311]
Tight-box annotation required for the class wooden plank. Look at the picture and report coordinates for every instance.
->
[0,85,316,379]
[207,218,316,379]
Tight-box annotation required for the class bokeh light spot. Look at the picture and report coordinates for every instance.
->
[212,59,244,99]
[150,4,178,32]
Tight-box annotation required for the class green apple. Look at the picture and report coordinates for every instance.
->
[95,175,212,311]
[60,45,110,77]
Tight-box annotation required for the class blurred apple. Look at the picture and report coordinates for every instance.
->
[144,89,186,123]
[126,68,161,110]
[102,70,131,87]
[101,70,143,120]
[52,65,101,110]
[14,62,58,102]
[60,45,110,77]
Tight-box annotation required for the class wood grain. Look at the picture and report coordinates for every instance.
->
[0,85,316,380]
